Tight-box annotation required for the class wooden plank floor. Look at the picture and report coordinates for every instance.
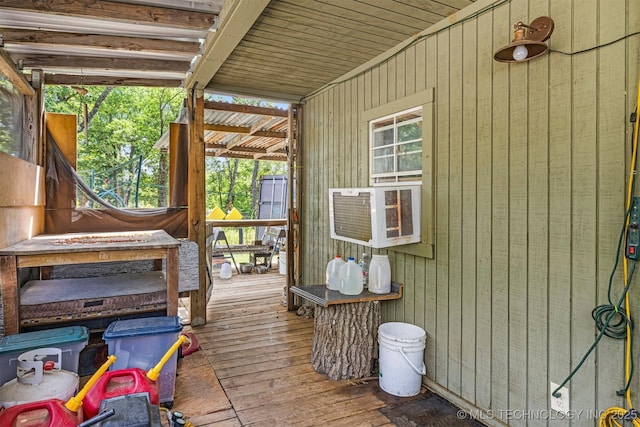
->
[173,270,396,427]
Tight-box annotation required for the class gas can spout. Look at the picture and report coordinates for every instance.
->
[65,355,116,413]
[147,335,186,382]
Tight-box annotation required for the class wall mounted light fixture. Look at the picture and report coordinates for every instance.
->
[494,16,554,63]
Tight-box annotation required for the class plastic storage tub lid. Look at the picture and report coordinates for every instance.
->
[0,326,88,354]
[103,316,182,340]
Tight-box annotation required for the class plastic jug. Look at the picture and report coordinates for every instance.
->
[326,255,346,290]
[220,262,232,279]
[368,254,391,294]
[339,257,363,295]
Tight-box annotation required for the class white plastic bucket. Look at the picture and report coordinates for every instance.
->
[378,322,426,397]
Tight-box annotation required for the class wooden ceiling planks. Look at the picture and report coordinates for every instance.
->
[206,0,476,100]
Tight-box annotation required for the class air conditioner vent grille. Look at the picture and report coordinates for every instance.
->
[331,192,373,242]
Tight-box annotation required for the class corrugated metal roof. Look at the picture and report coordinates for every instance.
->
[0,0,223,86]
[155,100,290,162]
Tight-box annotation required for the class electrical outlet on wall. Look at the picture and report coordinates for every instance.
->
[550,382,570,414]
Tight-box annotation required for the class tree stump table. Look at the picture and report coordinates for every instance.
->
[290,283,403,380]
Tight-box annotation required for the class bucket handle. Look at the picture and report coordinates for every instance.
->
[399,347,426,376]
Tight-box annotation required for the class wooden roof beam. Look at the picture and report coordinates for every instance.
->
[40,74,182,87]
[14,55,190,72]
[0,0,216,30]
[266,140,288,153]
[1,28,200,55]
[0,47,34,95]
[204,100,288,117]
[205,144,286,155]
[203,124,251,133]
[205,151,287,161]
[185,0,269,90]
[252,130,287,139]
[212,116,272,156]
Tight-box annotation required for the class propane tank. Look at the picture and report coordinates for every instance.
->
[0,347,78,408]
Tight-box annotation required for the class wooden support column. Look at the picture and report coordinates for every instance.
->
[187,90,207,327]
[287,104,302,310]
[0,256,19,335]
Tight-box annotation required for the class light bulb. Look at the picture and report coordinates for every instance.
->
[512,45,529,61]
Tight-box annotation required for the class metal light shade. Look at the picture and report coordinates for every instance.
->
[494,16,554,63]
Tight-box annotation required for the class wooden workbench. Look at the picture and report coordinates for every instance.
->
[0,230,180,335]
[291,283,402,380]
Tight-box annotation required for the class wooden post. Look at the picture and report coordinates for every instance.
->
[0,256,19,335]
[311,301,381,380]
[187,90,207,326]
[287,103,302,310]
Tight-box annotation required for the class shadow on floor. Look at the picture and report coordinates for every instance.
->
[379,389,485,427]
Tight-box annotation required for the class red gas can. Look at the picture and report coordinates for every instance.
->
[82,367,159,419]
[0,399,82,427]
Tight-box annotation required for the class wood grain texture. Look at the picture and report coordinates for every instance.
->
[311,301,381,380]
[188,93,207,326]
[180,271,410,426]
[0,256,19,335]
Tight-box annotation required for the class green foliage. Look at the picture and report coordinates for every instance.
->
[205,157,287,218]
[45,85,184,207]
[44,87,288,212]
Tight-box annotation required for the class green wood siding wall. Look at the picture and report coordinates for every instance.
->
[299,0,640,425]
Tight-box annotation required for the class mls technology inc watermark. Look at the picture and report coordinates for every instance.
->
[457,409,606,421]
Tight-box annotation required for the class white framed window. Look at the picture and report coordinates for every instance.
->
[362,88,434,258]
[370,107,422,182]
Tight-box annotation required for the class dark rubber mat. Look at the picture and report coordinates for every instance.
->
[379,389,485,426]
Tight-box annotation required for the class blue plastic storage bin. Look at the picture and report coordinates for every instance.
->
[0,326,89,386]
[103,316,183,404]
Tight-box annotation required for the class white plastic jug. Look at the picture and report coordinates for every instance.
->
[339,257,363,295]
[219,262,232,279]
[326,255,345,290]
[368,254,391,294]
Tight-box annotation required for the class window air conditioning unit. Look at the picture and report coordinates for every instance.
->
[329,185,421,248]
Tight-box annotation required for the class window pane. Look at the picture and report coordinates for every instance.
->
[373,128,394,148]
[373,146,394,157]
[397,141,422,154]
[373,157,394,174]
[397,152,422,173]
[370,106,423,180]
[398,121,421,142]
